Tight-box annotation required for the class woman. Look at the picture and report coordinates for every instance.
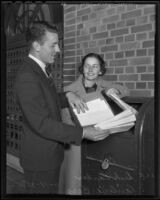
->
[60,53,129,194]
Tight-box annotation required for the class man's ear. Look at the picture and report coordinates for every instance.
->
[33,41,40,52]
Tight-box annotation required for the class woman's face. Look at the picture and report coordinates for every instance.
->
[83,57,101,81]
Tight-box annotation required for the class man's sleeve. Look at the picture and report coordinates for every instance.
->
[14,73,83,145]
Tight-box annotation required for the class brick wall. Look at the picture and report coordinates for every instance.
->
[63,4,155,97]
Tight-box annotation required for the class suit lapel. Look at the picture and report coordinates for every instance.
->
[24,57,61,119]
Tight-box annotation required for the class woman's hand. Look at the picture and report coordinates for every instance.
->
[106,88,121,97]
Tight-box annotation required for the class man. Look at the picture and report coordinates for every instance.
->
[14,21,109,194]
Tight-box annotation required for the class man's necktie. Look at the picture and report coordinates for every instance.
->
[45,65,52,77]
[45,65,54,86]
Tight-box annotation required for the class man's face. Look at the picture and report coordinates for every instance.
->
[38,31,60,64]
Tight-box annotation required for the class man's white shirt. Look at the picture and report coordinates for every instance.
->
[29,54,49,77]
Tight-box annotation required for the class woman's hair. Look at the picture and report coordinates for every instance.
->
[26,21,58,49]
[79,53,106,76]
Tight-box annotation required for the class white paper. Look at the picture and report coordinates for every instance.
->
[73,98,114,126]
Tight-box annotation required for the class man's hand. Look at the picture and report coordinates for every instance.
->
[66,91,88,114]
[83,126,110,141]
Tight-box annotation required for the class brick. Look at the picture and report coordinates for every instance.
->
[136,16,148,25]
[103,75,117,81]
[98,24,106,32]
[92,32,108,40]
[77,35,90,42]
[64,50,75,57]
[64,44,76,50]
[125,34,135,42]
[120,42,140,51]
[107,23,116,30]
[77,43,80,48]
[102,15,119,24]
[80,4,89,9]
[89,27,97,33]
[110,59,128,66]
[63,69,75,75]
[117,5,126,14]
[119,74,138,81]
[115,67,124,74]
[105,67,114,74]
[89,12,97,20]
[126,19,135,26]
[136,82,146,89]
[64,25,76,33]
[115,36,124,43]
[64,6,76,14]
[64,37,75,45]
[77,8,91,16]
[111,28,128,37]
[125,50,135,57]
[136,33,147,40]
[131,24,152,33]
[97,39,106,46]
[130,57,152,65]
[116,21,125,28]
[147,66,154,73]
[149,31,155,39]
[144,6,155,15]
[76,49,83,56]
[77,23,83,29]
[81,42,89,48]
[64,57,76,63]
[136,49,147,56]
[64,64,75,69]
[101,45,118,52]
[65,18,76,26]
[76,57,81,63]
[121,9,142,20]
[115,52,124,59]
[89,41,96,47]
[93,4,107,11]
[141,74,154,81]
[63,75,75,82]
[106,7,116,15]
[136,66,147,73]
[150,14,155,22]
[65,12,76,20]
[148,82,154,89]
[127,4,137,11]
[125,66,135,73]
[106,38,114,45]
[130,90,151,97]
[81,28,89,35]
[142,40,154,48]
[84,47,99,55]
[64,31,75,38]
[104,53,114,60]
[125,82,135,89]
[82,15,88,21]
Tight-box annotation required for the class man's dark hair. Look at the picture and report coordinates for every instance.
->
[26,21,58,49]
[79,53,106,76]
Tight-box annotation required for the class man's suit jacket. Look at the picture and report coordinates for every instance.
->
[14,57,83,171]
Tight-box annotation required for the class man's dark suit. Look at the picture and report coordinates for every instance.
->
[14,57,83,172]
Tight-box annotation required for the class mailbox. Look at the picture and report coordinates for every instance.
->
[81,97,155,195]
